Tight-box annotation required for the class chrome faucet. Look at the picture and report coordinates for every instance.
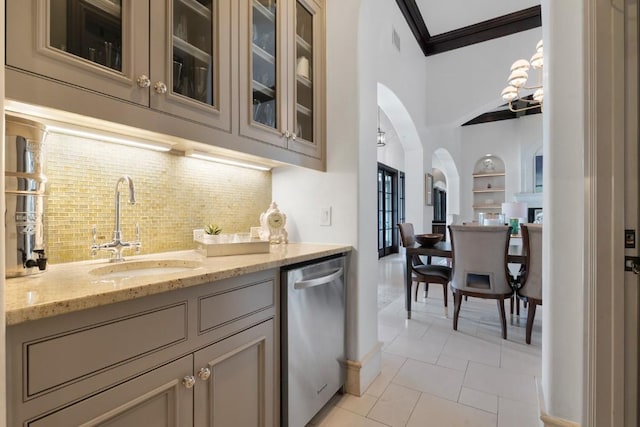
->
[90,175,142,262]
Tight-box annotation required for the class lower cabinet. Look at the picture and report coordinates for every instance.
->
[29,355,194,427]
[7,270,279,427]
[27,320,275,427]
[194,320,274,427]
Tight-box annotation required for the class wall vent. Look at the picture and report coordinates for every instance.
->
[392,27,401,52]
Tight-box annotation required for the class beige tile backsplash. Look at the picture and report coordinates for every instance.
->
[44,133,272,264]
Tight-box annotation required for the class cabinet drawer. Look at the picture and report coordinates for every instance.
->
[198,279,274,333]
[25,303,187,398]
[28,355,193,427]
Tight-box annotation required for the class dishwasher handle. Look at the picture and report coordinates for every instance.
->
[294,268,343,290]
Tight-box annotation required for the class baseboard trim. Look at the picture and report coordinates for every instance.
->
[537,378,581,427]
[344,341,383,396]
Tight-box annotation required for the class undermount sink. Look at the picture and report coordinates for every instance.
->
[89,259,202,280]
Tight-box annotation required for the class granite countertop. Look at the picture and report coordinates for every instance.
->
[5,243,351,326]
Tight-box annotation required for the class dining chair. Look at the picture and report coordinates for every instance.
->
[398,223,452,314]
[448,224,513,339]
[518,224,542,344]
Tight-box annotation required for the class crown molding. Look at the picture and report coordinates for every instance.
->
[396,1,542,56]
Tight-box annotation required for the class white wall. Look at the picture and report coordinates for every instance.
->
[377,134,405,173]
[541,0,584,423]
[1,0,6,424]
[457,115,542,222]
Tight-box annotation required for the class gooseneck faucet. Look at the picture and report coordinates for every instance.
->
[90,175,142,262]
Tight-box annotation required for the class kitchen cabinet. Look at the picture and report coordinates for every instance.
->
[6,270,278,426]
[7,0,232,132]
[194,319,275,426]
[27,355,194,426]
[5,0,326,169]
[239,0,325,159]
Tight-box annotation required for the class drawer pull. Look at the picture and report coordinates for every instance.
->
[154,81,168,94]
[197,367,211,381]
[182,375,196,389]
[136,75,151,88]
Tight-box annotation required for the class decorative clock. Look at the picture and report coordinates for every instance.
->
[259,202,288,244]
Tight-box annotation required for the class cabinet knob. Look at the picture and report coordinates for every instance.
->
[182,375,196,389]
[136,75,151,88]
[291,133,297,140]
[154,81,168,94]
[197,367,211,381]
[283,130,291,138]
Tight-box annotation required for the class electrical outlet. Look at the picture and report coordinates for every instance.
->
[320,207,332,226]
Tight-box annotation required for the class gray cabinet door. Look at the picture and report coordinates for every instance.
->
[28,355,193,427]
[7,0,150,105]
[194,319,276,427]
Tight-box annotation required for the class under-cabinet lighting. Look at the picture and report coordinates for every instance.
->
[185,150,272,171]
[46,126,174,152]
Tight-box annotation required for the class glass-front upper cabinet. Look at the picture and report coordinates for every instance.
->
[150,0,231,131]
[251,0,278,130]
[238,0,283,147]
[171,0,214,103]
[7,0,231,131]
[288,0,323,158]
[50,0,123,71]
[7,0,150,104]
[239,0,324,158]
[293,2,313,144]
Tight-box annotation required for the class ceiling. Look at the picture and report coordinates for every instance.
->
[396,0,541,57]
[392,0,542,125]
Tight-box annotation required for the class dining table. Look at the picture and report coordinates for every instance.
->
[404,240,525,319]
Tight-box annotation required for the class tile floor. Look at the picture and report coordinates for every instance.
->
[307,253,542,427]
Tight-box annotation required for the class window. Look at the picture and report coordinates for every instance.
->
[377,163,404,258]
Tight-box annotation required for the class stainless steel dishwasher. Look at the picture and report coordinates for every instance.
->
[281,254,347,427]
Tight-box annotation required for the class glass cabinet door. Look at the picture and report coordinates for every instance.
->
[294,1,313,143]
[172,0,214,105]
[149,0,230,131]
[7,0,149,104]
[251,0,279,130]
[50,0,123,71]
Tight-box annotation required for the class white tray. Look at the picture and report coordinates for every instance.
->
[193,230,270,257]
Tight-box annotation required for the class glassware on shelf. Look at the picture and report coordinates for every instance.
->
[194,66,209,100]
[251,0,278,129]
[50,0,123,71]
[175,14,188,40]
[173,60,183,92]
[172,0,214,105]
[295,2,314,143]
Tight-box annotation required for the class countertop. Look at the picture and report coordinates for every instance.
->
[5,243,351,326]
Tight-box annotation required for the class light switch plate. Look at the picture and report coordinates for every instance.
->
[320,207,332,226]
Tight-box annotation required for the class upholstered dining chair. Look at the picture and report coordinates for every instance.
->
[448,224,513,339]
[398,223,452,314]
[518,224,542,344]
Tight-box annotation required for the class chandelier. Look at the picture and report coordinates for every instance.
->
[501,39,543,112]
[376,107,386,147]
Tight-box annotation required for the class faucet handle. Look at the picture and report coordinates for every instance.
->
[135,223,141,253]
[90,225,98,257]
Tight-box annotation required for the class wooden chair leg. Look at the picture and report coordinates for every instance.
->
[413,281,419,302]
[453,292,462,331]
[442,283,448,307]
[497,297,507,339]
[526,301,538,344]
